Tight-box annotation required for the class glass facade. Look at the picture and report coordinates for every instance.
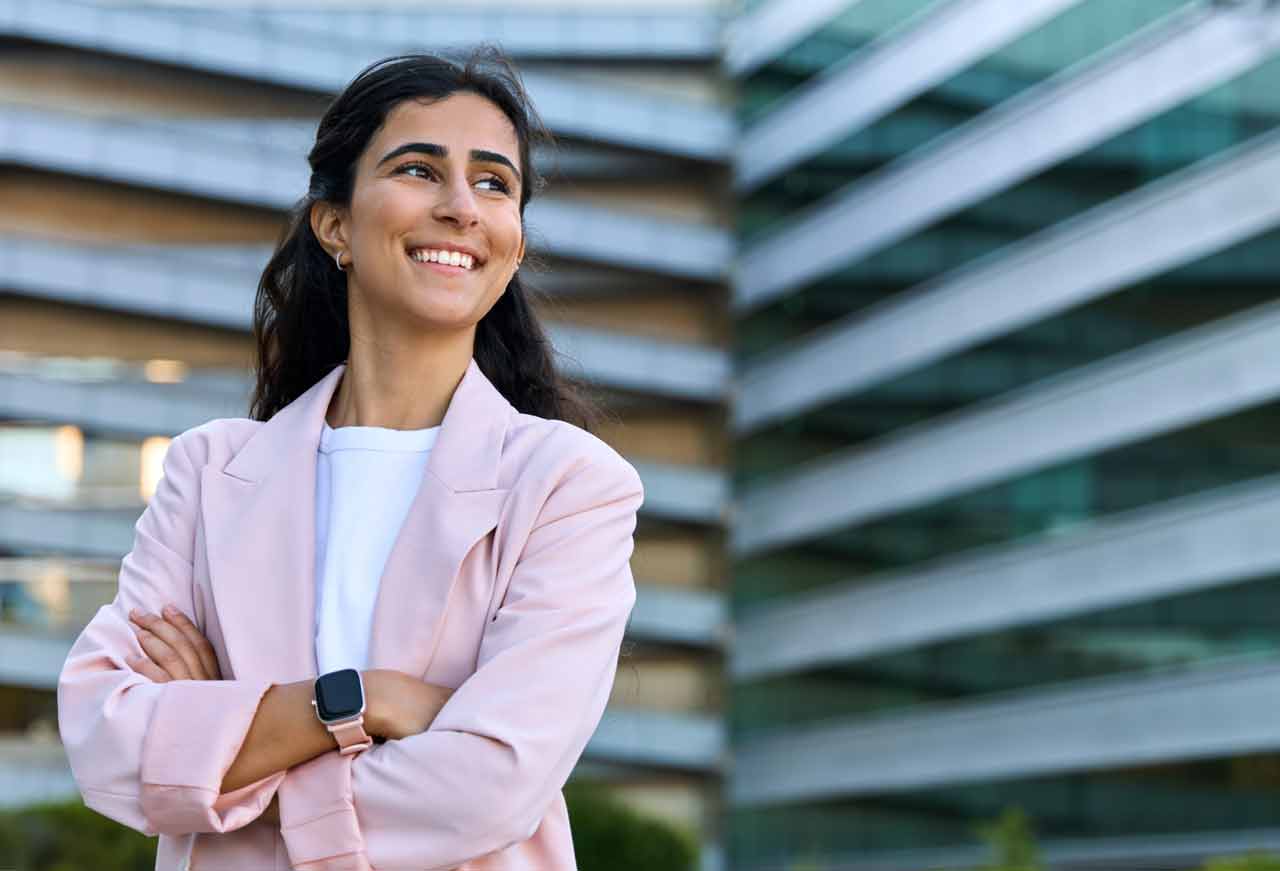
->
[732,0,1280,867]
[732,751,1280,862]
[0,354,190,635]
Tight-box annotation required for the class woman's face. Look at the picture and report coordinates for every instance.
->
[323,92,526,336]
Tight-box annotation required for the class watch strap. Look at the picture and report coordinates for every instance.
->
[326,714,373,756]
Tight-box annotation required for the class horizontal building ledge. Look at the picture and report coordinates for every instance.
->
[0,0,732,161]
[746,827,1280,871]
[735,471,1280,680]
[174,6,722,62]
[733,655,1280,806]
[734,300,1280,556]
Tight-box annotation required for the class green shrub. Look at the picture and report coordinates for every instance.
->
[974,806,1042,871]
[0,798,155,871]
[966,806,1280,871]
[0,786,697,871]
[1202,854,1280,871]
[565,782,698,871]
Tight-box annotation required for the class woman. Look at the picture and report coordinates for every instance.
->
[57,49,643,871]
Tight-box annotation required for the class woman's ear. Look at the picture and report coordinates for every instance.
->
[310,200,349,261]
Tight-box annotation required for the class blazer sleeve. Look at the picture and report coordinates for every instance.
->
[277,455,643,870]
[56,429,284,836]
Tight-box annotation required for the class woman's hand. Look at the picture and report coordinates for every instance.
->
[125,604,222,682]
[362,669,454,741]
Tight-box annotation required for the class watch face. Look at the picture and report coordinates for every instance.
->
[315,668,363,721]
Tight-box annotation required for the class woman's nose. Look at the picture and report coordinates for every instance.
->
[432,177,480,227]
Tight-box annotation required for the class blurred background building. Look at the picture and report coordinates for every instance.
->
[729,0,1280,868]
[4,0,1280,869]
[0,0,731,866]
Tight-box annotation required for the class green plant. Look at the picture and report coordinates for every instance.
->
[0,798,156,871]
[974,806,1042,871]
[565,782,698,871]
[0,786,698,871]
[966,809,1280,871]
[786,854,829,871]
[949,806,1280,871]
[1201,853,1280,871]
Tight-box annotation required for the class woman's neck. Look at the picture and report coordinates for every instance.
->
[325,337,472,431]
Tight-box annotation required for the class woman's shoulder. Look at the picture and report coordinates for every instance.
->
[167,417,263,470]
[505,412,642,494]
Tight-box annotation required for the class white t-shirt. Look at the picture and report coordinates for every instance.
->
[314,420,441,675]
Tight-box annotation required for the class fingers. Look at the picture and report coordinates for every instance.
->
[128,608,201,681]
[128,618,192,681]
[127,605,223,681]
[159,605,222,680]
[124,653,173,683]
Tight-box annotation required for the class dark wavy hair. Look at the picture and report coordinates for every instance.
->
[248,48,602,432]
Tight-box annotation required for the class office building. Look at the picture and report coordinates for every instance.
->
[729,0,1280,868]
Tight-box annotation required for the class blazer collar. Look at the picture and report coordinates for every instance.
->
[203,357,514,685]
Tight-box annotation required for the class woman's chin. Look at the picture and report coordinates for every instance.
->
[399,297,486,332]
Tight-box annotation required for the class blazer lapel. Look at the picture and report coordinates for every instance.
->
[365,361,511,675]
[201,358,512,685]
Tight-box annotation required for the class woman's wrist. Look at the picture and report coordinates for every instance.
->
[359,669,385,737]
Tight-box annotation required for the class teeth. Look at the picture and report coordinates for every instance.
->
[409,248,476,269]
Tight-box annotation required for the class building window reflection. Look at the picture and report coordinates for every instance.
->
[0,425,164,508]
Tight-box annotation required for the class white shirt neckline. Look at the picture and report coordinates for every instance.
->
[319,420,441,454]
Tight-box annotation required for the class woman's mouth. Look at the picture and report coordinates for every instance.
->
[411,258,470,276]
[407,248,479,275]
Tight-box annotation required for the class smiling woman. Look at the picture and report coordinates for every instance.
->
[307,91,527,388]
[254,49,592,433]
[57,48,644,871]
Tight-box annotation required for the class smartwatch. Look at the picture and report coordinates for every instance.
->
[311,668,374,756]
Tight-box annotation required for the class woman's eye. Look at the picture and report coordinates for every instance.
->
[400,163,434,179]
[398,164,509,194]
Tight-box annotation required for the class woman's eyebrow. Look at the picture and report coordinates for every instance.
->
[377,141,522,183]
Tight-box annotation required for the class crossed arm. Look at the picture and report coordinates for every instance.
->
[124,606,452,824]
[55,431,456,840]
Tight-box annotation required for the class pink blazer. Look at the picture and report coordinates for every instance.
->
[57,358,643,870]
